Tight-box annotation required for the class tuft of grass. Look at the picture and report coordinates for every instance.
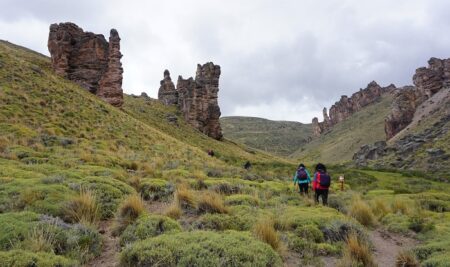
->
[64,188,99,226]
[174,185,197,211]
[113,194,146,235]
[391,198,412,215]
[370,198,391,219]
[165,203,182,219]
[253,219,280,251]
[339,232,376,267]
[396,250,419,267]
[349,198,376,227]
[23,224,57,253]
[197,191,229,214]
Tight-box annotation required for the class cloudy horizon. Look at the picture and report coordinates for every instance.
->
[1,0,449,123]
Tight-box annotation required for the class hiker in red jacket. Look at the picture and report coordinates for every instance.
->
[312,163,331,205]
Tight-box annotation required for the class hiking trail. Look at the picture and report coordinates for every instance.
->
[370,228,418,267]
[86,220,119,267]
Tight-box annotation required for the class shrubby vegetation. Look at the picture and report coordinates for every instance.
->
[0,41,449,266]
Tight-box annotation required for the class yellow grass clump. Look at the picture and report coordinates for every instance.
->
[165,203,182,219]
[339,232,376,267]
[349,199,376,227]
[175,185,197,210]
[253,219,281,251]
[197,191,229,214]
[64,188,99,226]
[114,194,146,234]
[396,250,420,267]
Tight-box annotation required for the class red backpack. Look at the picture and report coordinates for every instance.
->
[318,171,331,187]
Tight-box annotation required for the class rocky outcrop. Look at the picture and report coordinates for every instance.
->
[312,81,394,136]
[413,57,450,98]
[158,70,178,105]
[157,63,223,140]
[48,22,124,106]
[177,63,223,140]
[385,57,450,139]
[384,86,418,139]
[353,141,387,166]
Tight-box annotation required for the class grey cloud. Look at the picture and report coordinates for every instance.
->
[1,0,450,122]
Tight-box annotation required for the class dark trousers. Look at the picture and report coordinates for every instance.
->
[299,183,309,195]
[315,189,328,205]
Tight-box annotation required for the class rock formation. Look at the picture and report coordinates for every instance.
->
[312,81,394,137]
[158,70,178,105]
[385,57,450,139]
[157,63,223,140]
[48,22,124,106]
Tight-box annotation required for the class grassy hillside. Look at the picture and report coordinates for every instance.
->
[221,116,312,156]
[1,40,450,267]
[291,94,394,164]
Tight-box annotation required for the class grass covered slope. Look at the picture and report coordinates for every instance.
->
[221,116,312,156]
[1,39,450,267]
[291,94,394,163]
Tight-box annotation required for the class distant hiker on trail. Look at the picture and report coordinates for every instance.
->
[207,149,215,157]
[244,161,252,170]
[293,163,311,195]
[312,163,331,205]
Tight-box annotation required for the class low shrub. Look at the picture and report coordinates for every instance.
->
[0,211,40,250]
[120,231,282,267]
[295,224,324,243]
[197,191,229,214]
[193,213,250,231]
[113,194,146,235]
[120,214,182,246]
[139,178,174,201]
[225,194,259,206]
[253,219,280,251]
[381,213,411,234]
[0,250,76,267]
[63,188,99,226]
[320,219,368,244]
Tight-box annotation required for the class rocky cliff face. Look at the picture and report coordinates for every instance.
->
[158,63,223,140]
[48,22,124,106]
[385,57,450,139]
[158,70,178,105]
[312,81,394,136]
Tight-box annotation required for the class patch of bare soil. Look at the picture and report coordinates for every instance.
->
[145,200,170,214]
[85,221,119,267]
[370,229,418,267]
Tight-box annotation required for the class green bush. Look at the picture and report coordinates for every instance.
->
[320,219,368,244]
[295,224,324,243]
[120,214,181,246]
[225,194,259,206]
[193,213,251,231]
[381,213,411,234]
[120,230,282,267]
[139,178,174,201]
[0,211,40,250]
[0,250,76,267]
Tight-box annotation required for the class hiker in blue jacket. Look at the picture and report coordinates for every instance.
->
[293,163,311,195]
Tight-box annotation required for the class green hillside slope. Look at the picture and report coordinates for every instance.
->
[221,116,312,156]
[291,94,394,163]
[1,40,450,267]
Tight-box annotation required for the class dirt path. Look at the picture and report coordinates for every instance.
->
[370,229,418,267]
[86,221,119,267]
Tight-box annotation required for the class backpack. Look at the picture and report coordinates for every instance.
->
[318,172,331,187]
[297,168,308,181]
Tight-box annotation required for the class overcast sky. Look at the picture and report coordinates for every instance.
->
[1,0,450,123]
